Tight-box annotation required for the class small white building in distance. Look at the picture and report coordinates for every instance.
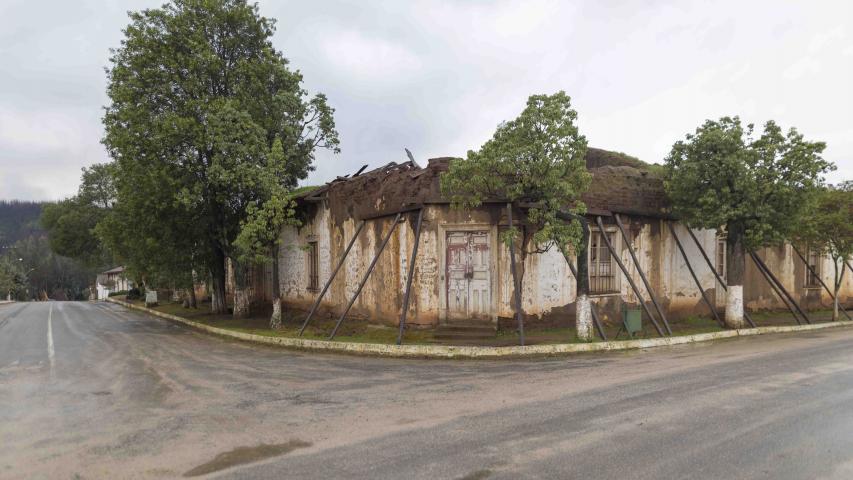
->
[96,266,130,300]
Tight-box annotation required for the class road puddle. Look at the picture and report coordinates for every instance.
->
[183,440,312,477]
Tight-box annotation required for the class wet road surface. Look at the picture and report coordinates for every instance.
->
[3,301,853,479]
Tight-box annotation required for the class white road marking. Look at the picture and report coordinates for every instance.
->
[48,304,55,373]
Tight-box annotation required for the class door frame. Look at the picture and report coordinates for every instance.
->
[437,222,499,324]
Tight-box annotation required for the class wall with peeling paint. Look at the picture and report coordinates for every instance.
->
[279,203,853,326]
[277,205,853,330]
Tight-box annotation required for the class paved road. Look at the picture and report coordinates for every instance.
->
[3,301,853,479]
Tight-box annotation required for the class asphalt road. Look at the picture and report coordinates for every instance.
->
[4,301,853,479]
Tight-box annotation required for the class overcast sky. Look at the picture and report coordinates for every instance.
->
[1,0,851,201]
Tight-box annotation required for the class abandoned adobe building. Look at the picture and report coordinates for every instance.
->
[264,148,852,332]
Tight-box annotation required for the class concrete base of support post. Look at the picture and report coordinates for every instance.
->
[577,294,593,341]
[233,290,251,318]
[270,299,282,330]
[725,285,745,329]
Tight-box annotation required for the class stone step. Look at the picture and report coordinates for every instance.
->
[433,322,496,341]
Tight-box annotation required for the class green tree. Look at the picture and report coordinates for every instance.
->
[440,91,592,340]
[665,117,832,327]
[0,256,26,301]
[799,182,853,321]
[233,138,302,327]
[103,0,339,316]
[41,164,115,268]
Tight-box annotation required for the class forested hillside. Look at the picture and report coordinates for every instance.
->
[0,200,46,248]
[0,200,97,300]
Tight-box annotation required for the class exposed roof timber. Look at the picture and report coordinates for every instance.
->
[357,204,423,221]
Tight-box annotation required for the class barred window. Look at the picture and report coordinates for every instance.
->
[307,241,319,292]
[589,230,619,294]
[716,237,727,281]
[805,247,821,288]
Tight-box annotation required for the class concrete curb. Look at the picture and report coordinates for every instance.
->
[0,300,14,306]
[105,297,853,359]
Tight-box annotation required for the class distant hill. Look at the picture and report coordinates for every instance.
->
[0,200,48,249]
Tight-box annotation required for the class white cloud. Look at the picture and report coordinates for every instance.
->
[319,29,423,83]
[1,0,852,199]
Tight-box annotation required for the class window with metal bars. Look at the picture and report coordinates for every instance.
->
[307,241,319,292]
[589,229,619,294]
[805,247,822,288]
[716,237,727,281]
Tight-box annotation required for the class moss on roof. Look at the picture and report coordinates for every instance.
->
[585,147,664,176]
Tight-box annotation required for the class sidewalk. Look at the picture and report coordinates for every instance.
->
[106,296,853,359]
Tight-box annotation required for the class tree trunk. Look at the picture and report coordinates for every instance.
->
[554,211,593,341]
[833,260,845,322]
[725,232,746,328]
[232,258,251,319]
[269,246,282,329]
[575,217,593,341]
[210,247,227,315]
[188,281,197,309]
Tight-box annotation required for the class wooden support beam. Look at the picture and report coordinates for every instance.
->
[668,223,725,328]
[507,203,525,346]
[397,209,424,345]
[595,216,665,337]
[614,214,672,335]
[792,245,851,321]
[358,204,423,222]
[748,251,802,325]
[685,229,756,328]
[329,214,402,340]
[299,220,366,336]
[750,250,810,325]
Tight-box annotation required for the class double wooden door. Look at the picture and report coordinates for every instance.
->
[446,231,491,321]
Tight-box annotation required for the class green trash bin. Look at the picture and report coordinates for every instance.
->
[621,303,643,338]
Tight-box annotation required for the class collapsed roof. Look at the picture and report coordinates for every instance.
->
[294,148,671,221]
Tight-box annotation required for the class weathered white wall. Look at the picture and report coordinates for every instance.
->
[277,204,853,327]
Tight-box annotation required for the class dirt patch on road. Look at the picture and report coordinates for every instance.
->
[183,440,312,477]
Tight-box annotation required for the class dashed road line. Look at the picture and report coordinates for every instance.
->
[48,304,55,374]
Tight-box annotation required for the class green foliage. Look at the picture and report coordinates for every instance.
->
[41,163,115,268]
[440,91,591,253]
[1,201,96,300]
[0,255,26,299]
[3,235,96,300]
[800,183,853,266]
[102,0,338,297]
[664,116,833,248]
[0,200,44,248]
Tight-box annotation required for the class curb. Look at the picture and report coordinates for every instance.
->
[105,297,853,359]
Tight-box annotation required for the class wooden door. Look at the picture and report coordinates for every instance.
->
[446,231,491,321]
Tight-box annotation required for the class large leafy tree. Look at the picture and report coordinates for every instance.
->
[440,91,593,340]
[665,117,832,327]
[799,182,853,320]
[41,164,115,268]
[234,138,300,327]
[103,0,338,316]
